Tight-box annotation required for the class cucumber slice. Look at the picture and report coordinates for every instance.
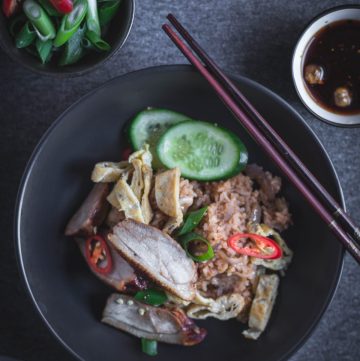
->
[128,108,190,168]
[157,120,248,181]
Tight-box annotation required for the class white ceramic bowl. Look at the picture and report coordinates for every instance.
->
[292,5,360,126]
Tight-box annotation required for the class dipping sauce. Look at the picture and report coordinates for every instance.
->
[303,20,360,115]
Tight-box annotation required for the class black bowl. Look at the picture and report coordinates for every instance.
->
[0,0,135,77]
[15,65,344,361]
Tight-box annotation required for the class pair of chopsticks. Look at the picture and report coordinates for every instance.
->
[162,14,360,264]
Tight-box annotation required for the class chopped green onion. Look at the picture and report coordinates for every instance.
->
[23,0,56,40]
[81,37,94,49]
[179,232,214,262]
[15,21,36,48]
[59,23,87,66]
[54,0,88,47]
[141,338,157,357]
[35,38,52,63]
[177,206,208,236]
[134,289,168,306]
[86,0,100,35]
[10,15,27,37]
[38,0,61,17]
[99,0,121,27]
[86,30,110,51]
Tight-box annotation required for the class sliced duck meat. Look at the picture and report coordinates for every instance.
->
[102,294,206,346]
[108,220,197,301]
[65,183,110,237]
[77,236,148,293]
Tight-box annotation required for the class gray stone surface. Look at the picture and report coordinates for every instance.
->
[0,0,359,360]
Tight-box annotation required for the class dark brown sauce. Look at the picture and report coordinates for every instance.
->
[303,20,360,115]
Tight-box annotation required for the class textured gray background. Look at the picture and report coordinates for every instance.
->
[0,0,359,360]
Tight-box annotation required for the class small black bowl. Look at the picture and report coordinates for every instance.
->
[0,0,135,77]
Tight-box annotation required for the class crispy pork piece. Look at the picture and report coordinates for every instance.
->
[65,183,110,237]
[102,294,206,345]
[76,237,148,293]
[108,220,197,301]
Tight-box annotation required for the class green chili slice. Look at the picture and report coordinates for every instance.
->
[141,339,157,357]
[86,0,100,35]
[134,289,168,307]
[15,21,36,48]
[23,0,56,40]
[177,206,208,236]
[59,23,86,65]
[35,38,52,63]
[99,0,121,27]
[54,0,88,47]
[86,30,110,51]
[179,232,214,262]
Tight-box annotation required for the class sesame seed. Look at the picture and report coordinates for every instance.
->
[116,298,124,304]
[127,300,134,305]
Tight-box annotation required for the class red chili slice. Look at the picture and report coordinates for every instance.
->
[49,0,73,14]
[227,233,282,259]
[85,235,113,274]
[2,0,21,17]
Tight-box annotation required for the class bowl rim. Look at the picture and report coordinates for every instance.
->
[0,0,136,77]
[291,4,360,127]
[14,64,345,361]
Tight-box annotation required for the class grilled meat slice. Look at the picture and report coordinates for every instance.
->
[65,184,110,237]
[102,294,206,345]
[76,237,148,293]
[108,220,197,301]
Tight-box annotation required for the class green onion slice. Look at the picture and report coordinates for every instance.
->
[86,0,101,35]
[134,289,168,307]
[59,23,86,65]
[177,206,208,236]
[38,0,61,17]
[23,0,56,40]
[54,0,88,47]
[86,30,110,51]
[10,15,27,37]
[99,0,121,27]
[15,21,36,48]
[35,38,52,63]
[141,338,158,357]
[179,232,214,262]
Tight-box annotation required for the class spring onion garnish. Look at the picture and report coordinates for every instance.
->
[141,338,158,357]
[53,0,88,47]
[179,232,214,262]
[177,206,208,236]
[15,21,36,48]
[134,289,168,307]
[98,0,121,27]
[23,0,56,40]
[9,15,27,37]
[86,0,100,35]
[85,30,110,51]
[38,0,61,17]
[59,23,86,65]
[35,38,53,63]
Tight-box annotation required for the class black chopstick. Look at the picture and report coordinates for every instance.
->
[166,13,360,246]
[162,17,360,264]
